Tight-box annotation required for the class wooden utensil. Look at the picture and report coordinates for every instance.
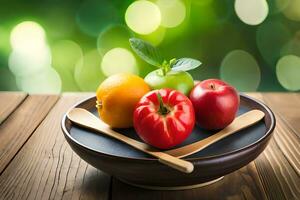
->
[67,108,265,173]
[62,94,275,188]
[67,108,194,173]
[165,109,265,158]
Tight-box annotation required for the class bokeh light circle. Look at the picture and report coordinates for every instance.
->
[101,47,138,76]
[276,55,300,91]
[51,40,83,71]
[51,40,83,91]
[97,24,133,55]
[76,0,118,37]
[156,0,186,28]
[16,67,61,94]
[268,0,290,15]
[125,0,161,35]
[281,31,300,57]
[234,0,269,25]
[138,26,166,46]
[9,46,52,77]
[282,0,300,21]
[10,21,46,52]
[256,20,291,67]
[220,50,261,91]
[74,50,105,91]
[54,65,79,92]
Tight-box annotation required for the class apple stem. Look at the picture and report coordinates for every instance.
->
[161,60,171,76]
[210,83,215,90]
[156,92,169,115]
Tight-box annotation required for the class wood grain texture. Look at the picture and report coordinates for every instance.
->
[61,94,274,188]
[248,93,300,200]
[263,93,300,136]
[111,162,267,200]
[0,92,27,124]
[0,92,299,200]
[0,94,110,200]
[0,95,59,174]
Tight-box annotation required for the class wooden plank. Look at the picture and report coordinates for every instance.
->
[0,94,110,200]
[0,95,59,174]
[111,162,267,200]
[271,114,300,175]
[248,93,300,200]
[0,92,27,124]
[251,93,300,172]
[263,93,300,137]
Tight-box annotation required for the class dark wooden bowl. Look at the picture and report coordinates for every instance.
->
[61,94,275,189]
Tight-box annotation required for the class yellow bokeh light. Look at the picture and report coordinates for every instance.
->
[9,46,52,77]
[276,55,300,91]
[51,40,83,71]
[156,0,186,28]
[138,26,166,46]
[101,47,138,76]
[125,0,161,35]
[234,0,269,25]
[9,20,55,93]
[10,21,46,53]
[282,0,300,21]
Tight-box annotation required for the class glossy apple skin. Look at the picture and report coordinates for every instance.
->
[189,79,239,130]
[134,89,195,149]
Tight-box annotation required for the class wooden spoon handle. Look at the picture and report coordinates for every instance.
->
[67,108,194,173]
[165,110,265,158]
[153,152,194,173]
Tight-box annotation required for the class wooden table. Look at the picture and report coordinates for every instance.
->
[0,92,299,200]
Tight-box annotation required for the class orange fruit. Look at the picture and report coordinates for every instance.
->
[96,73,150,128]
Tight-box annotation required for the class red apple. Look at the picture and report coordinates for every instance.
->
[189,79,239,130]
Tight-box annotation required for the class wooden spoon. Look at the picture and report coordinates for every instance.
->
[67,108,194,174]
[67,108,264,173]
[165,109,265,158]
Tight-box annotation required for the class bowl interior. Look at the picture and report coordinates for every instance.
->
[65,95,268,159]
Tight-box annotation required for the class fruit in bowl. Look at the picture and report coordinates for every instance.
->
[129,38,201,96]
[189,79,240,130]
[96,73,150,128]
[133,89,195,149]
[95,38,239,148]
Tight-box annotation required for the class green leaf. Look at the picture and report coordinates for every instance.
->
[171,58,202,72]
[129,38,164,67]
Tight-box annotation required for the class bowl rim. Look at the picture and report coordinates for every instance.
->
[61,93,276,162]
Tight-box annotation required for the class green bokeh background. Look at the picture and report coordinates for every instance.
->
[0,0,300,93]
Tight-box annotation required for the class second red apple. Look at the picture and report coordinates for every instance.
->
[189,79,240,130]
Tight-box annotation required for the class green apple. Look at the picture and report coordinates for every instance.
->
[144,69,194,95]
[129,38,201,96]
